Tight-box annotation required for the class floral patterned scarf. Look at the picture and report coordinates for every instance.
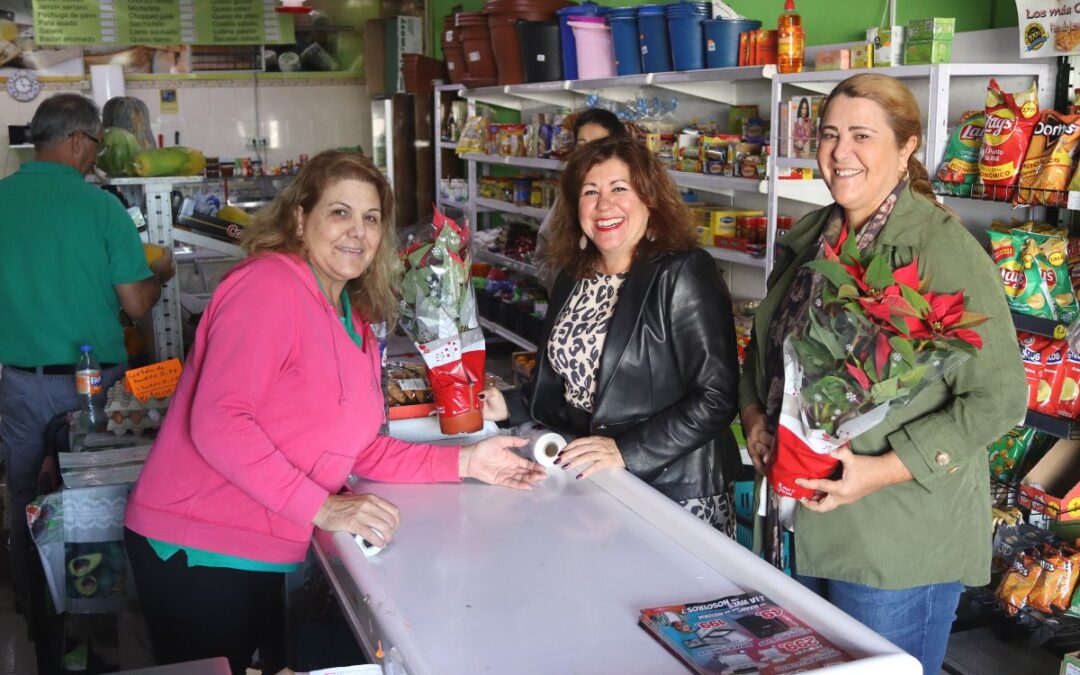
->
[762,181,908,432]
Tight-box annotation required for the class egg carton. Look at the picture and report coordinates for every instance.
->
[104,381,169,436]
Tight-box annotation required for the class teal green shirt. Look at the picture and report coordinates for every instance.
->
[147,538,299,573]
[309,262,363,349]
[0,161,151,365]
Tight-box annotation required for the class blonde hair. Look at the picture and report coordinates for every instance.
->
[241,150,399,326]
[821,73,940,205]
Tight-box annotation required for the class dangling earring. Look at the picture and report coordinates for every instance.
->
[579,234,588,250]
[297,226,304,237]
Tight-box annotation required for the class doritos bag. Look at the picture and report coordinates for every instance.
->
[1017,111,1080,205]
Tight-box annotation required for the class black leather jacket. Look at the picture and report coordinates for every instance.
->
[514,248,741,502]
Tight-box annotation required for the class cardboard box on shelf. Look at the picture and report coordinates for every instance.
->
[907,17,955,42]
[814,47,850,71]
[1060,650,1080,675]
[1019,438,1080,521]
[905,38,953,65]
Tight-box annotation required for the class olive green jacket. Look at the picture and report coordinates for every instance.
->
[739,186,1026,589]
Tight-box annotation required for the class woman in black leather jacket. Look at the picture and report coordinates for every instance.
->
[486,136,742,534]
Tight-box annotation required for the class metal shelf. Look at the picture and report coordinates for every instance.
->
[475,197,549,220]
[438,141,457,150]
[479,316,537,352]
[172,228,244,259]
[474,248,540,278]
[668,171,760,195]
[706,247,768,268]
[774,157,818,170]
[461,153,565,171]
[1011,312,1070,340]
[1023,409,1080,440]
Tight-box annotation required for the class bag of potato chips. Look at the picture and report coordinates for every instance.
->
[1016,111,1080,206]
[1021,230,1080,323]
[989,230,1055,319]
[1018,332,1052,409]
[980,79,1040,197]
[936,111,985,197]
[987,426,1037,483]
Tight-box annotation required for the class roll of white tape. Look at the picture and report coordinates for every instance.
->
[354,530,385,557]
[522,429,567,468]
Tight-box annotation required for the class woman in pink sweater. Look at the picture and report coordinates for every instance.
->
[125,150,545,674]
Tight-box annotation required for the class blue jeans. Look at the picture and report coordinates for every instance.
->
[797,574,962,675]
[0,364,125,603]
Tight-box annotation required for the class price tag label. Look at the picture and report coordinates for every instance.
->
[125,358,182,402]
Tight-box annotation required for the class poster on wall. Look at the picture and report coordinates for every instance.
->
[1015,0,1080,58]
[29,0,295,47]
[0,1,83,77]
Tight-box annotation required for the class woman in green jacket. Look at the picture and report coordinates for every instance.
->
[739,74,1026,674]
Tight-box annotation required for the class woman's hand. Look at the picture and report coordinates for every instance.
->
[796,447,913,512]
[312,493,401,546]
[555,436,626,480]
[740,404,773,476]
[480,386,509,422]
[460,435,547,489]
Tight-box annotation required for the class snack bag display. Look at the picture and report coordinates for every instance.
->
[1028,544,1068,613]
[936,111,985,196]
[1024,230,1080,323]
[1018,332,1052,409]
[996,549,1043,615]
[989,231,1055,319]
[1036,340,1066,415]
[987,426,1037,483]
[1019,112,1080,206]
[979,79,1040,195]
[1056,345,1080,419]
[1055,546,1080,611]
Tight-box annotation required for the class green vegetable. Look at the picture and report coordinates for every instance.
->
[102,96,156,150]
[97,127,140,177]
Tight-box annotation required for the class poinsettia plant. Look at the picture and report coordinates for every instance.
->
[770,225,988,499]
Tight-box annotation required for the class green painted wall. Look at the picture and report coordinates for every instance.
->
[431,0,1020,59]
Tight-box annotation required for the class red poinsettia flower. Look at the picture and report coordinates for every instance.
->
[903,290,985,348]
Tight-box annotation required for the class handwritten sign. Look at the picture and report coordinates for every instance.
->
[125,358,181,402]
[1015,0,1080,58]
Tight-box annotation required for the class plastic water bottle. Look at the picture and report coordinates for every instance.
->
[76,344,106,432]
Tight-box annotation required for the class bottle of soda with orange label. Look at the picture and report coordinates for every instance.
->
[76,343,106,432]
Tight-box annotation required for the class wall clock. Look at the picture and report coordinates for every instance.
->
[6,69,40,102]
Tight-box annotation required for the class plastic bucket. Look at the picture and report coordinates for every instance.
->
[609,16,641,75]
[637,5,671,73]
[557,3,607,80]
[517,20,563,83]
[667,13,705,71]
[703,18,761,68]
[568,20,616,80]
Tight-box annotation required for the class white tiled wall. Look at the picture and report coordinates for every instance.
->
[0,79,373,177]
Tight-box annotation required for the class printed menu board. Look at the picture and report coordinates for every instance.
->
[32,0,294,46]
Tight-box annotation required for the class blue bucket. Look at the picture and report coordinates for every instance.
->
[703,18,761,68]
[557,3,607,80]
[668,13,706,70]
[637,4,671,73]
[609,15,642,75]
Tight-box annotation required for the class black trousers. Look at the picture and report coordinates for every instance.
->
[125,528,288,675]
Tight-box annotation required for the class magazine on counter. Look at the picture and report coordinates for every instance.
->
[639,592,853,674]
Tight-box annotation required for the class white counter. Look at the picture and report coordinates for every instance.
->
[313,465,919,675]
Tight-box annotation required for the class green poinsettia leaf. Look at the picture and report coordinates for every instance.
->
[837,283,860,300]
[889,316,911,337]
[888,335,916,364]
[805,259,855,289]
[865,256,896,291]
[951,311,991,329]
[870,376,900,401]
[840,226,861,265]
[944,339,979,357]
[901,284,932,316]
[810,311,849,360]
[898,364,928,387]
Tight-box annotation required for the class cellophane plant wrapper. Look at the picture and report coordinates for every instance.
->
[771,225,988,499]
[397,208,485,423]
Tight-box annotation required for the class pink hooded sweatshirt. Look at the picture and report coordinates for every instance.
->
[126,252,460,563]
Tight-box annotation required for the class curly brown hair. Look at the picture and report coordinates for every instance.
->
[545,136,698,279]
[240,150,400,326]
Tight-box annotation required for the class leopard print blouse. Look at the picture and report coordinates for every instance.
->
[547,271,628,412]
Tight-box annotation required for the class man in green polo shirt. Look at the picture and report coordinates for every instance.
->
[0,93,175,609]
